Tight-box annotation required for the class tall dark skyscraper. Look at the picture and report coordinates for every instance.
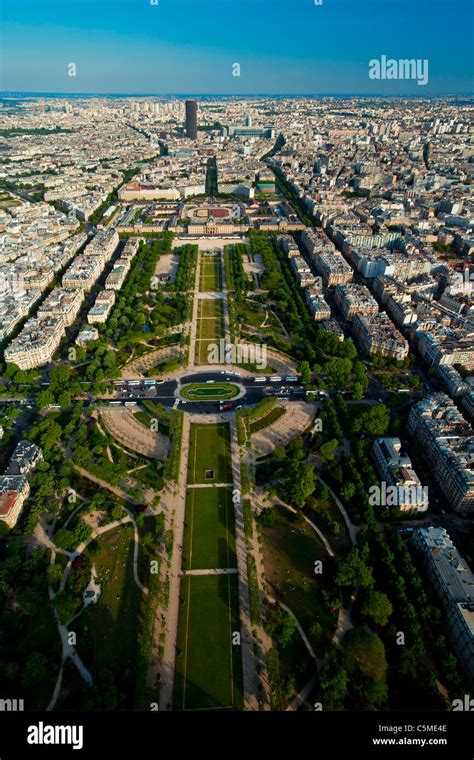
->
[185,99,198,140]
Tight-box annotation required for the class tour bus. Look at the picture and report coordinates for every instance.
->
[144,380,155,386]
[270,376,282,382]
[254,377,266,382]
[125,401,136,407]
[110,401,121,406]
[128,380,140,386]
[285,376,298,382]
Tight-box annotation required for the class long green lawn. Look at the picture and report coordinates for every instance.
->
[183,487,236,570]
[187,423,232,484]
[173,574,243,710]
[199,257,222,292]
[197,299,223,319]
[197,316,224,340]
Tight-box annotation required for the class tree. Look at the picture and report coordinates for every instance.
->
[53,590,80,624]
[17,586,40,616]
[361,590,393,626]
[319,439,339,462]
[22,651,48,686]
[343,626,388,682]
[280,462,315,509]
[278,613,297,647]
[352,404,389,437]
[318,647,348,709]
[298,360,311,386]
[335,548,374,590]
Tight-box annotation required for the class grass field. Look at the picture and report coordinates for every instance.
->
[180,383,239,401]
[195,295,225,364]
[196,339,220,364]
[262,506,337,657]
[199,255,222,292]
[76,526,144,708]
[183,487,236,570]
[197,299,223,319]
[187,423,232,484]
[173,573,243,710]
[197,317,224,340]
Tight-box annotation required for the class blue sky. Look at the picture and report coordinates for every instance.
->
[1,0,472,94]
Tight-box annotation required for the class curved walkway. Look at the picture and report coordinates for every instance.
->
[314,472,359,547]
[47,509,147,711]
[273,498,335,558]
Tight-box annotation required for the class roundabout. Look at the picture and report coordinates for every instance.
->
[179,382,241,401]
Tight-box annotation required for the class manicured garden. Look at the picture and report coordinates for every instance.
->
[187,423,232,484]
[173,574,243,710]
[180,382,240,401]
[182,487,236,570]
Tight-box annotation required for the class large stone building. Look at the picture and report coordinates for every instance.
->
[412,527,474,686]
[407,394,474,513]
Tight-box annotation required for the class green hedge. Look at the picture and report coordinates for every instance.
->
[247,553,260,625]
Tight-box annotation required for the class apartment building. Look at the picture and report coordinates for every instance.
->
[352,312,409,360]
[407,394,474,513]
[278,234,300,258]
[105,259,131,290]
[417,330,474,370]
[412,527,474,686]
[0,477,30,529]
[313,251,353,287]
[62,255,103,291]
[437,364,469,398]
[4,316,64,369]
[37,287,83,327]
[85,228,119,260]
[461,389,474,423]
[319,319,345,341]
[372,437,428,512]
[334,283,379,320]
[87,290,116,324]
[301,227,334,257]
[6,440,43,476]
[302,283,330,320]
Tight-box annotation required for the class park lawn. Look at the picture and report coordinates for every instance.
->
[173,574,243,710]
[197,316,224,340]
[183,487,236,570]
[196,339,218,364]
[249,406,285,434]
[197,299,223,319]
[262,507,337,658]
[199,259,222,292]
[76,526,145,708]
[187,422,232,484]
[304,494,352,556]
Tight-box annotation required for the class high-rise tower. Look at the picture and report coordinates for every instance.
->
[185,100,198,140]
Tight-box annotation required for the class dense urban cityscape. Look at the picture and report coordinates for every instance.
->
[0,93,472,723]
[0,0,473,755]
